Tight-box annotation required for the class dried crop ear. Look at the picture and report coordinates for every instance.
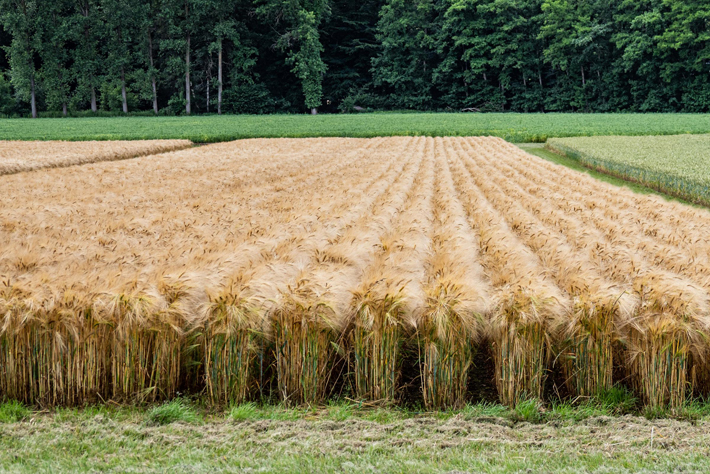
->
[555,290,637,397]
[270,280,339,405]
[471,138,710,408]
[417,142,492,409]
[200,274,262,405]
[348,277,407,404]
[0,140,193,175]
[453,136,628,398]
[0,137,400,406]
[93,284,182,403]
[489,285,564,406]
[0,287,108,406]
[445,142,570,407]
[419,278,485,409]
[0,292,35,402]
[625,272,710,409]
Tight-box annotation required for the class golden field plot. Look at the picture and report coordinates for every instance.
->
[0,139,193,175]
[2,136,710,409]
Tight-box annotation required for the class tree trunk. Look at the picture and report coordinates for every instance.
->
[310,108,317,115]
[148,31,158,115]
[30,73,37,118]
[185,34,191,115]
[91,86,97,112]
[217,41,222,115]
[81,3,97,113]
[581,65,585,86]
[538,71,543,87]
[62,102,67,117]
[206,78,210,113]
[121,67,128,113]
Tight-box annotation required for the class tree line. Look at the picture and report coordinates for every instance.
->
[1,0,708,117]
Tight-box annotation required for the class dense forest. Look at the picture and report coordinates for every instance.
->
[0,0,708,117]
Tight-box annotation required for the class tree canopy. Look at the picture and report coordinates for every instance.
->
[1,0,708,116]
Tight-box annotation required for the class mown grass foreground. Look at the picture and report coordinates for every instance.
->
[2,113,710,142]
[2,398,710,473]
[547,134,710,206]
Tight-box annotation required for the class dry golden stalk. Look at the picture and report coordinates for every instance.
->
[492,289,549,405]
[420,280,480,409]
[340,138,430,403]
[238,139,421,405]
[201,276,261,405]
[0,287,111,405]
[0,138,397,405]
[625,272,710,408]
[3,136,710,410]
[350,285,407,402]
[271,282,338,405]
[95,285,186,403]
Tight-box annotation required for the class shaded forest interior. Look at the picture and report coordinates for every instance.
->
[0,0,709,117]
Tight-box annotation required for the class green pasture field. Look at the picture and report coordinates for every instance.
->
[1,113,710,143]
[547,134,710,206]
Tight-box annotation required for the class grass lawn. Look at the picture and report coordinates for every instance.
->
[2,398,710,473]
[1,113,710,143]
[546,134,710,206]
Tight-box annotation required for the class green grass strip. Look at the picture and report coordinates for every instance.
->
[2,113,710,143]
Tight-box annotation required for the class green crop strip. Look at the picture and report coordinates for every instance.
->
[546,135,710,206]
[2,113,710,143]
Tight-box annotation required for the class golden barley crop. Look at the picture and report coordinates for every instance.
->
[0,140,193,175]
[2,136,710,410]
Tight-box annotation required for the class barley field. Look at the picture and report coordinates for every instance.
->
[2,136,710,409]
[0,139,193,175]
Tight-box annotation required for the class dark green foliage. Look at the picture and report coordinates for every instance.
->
[0,0,709,115]
[0,73,18,115]
[222,83,277,114]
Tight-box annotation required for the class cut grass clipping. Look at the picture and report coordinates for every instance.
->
[0,400,31,423]
[147,399,200,426]
[1,137,710,411]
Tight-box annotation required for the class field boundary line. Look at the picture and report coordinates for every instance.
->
[545,141,710,207]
